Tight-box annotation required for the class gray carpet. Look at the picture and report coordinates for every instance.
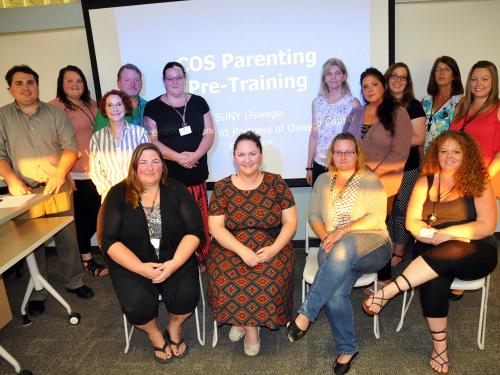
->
[0,248,499,375]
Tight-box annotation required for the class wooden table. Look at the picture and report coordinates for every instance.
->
[0,194,79,375]
[0,194,47,226]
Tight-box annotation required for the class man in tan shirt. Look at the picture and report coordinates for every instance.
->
[0,65,94,315]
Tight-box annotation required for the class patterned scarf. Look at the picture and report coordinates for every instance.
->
[327,170,362,231]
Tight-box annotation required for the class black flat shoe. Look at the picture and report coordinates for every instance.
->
[27,300,45,316]
[333,352,358,375]
[286,319,310,342]
[67,285,94,299]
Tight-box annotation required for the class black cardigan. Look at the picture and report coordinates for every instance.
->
[101,178,204,267]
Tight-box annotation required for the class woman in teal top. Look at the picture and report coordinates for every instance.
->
[422,56,463,150]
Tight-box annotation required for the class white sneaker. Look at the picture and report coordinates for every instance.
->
[243,328,260,357]
[229,326,246,342]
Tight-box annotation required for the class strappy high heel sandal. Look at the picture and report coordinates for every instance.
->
[362,274,412,316]
[430,329,449,374]
[83,258,108,277]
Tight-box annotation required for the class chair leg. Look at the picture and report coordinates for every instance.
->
[123,314,134,354]
[195,270,206,346]
[0,344,21,373]
[373,280,380,339]
[477,275,490,350]
[212,320,219,348]
[396,289,415,332]
[301,279,306,303]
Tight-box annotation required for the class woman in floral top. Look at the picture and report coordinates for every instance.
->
[422,56,463,150]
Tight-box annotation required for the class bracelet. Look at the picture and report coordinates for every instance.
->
[306,167,313,171]
[321,235,328,242]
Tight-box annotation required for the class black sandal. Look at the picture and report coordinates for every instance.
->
[165,330,189,359]
[430,329,449,374]
[286,315,311,342]
[83,258,108,277]
[362,274,412,316]
[152,342,173,364]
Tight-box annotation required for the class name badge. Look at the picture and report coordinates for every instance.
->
[419,227,436,239]
[150,238,160,249]
[179,126,192,136]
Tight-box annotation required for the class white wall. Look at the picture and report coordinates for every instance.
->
[0,28,95,104]
[395,0,500,99]
[1,0,500,236]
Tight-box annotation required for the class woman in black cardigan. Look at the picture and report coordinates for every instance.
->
[101,143,203,363]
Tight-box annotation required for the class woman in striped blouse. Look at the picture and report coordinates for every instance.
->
[90,90,150,201]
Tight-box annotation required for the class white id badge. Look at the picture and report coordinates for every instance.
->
[179,126,192,136]
[419,227,436,239]
[150,238,160,249]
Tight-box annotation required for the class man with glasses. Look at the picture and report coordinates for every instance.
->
[0,65,94,316]
[93,63,148,132]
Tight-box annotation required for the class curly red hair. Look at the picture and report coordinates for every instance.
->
[421,131,489,197]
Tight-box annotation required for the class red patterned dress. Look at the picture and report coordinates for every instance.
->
[207,172,295,329]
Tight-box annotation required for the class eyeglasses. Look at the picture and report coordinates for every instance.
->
[389,74,407,82]
[435,67,452,73]
[106,102,123,108]
[165,76,185,82]
[333,151,356,157]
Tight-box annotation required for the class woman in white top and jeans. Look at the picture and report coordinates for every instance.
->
[306,58,361,185]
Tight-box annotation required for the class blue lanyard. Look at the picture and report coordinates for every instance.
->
[131,96,143,126]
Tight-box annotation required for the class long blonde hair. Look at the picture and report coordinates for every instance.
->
[453,60,499,123]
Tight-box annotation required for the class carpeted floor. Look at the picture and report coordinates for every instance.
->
[0,247,499,375]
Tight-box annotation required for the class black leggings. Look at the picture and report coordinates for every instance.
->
[73,179,100,253]
[413,238,497,318]
[312,161,327,185]
[110,261,200,325]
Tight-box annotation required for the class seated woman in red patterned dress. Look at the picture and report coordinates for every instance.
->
[207,131,297,356]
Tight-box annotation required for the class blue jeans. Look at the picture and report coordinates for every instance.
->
[299,230,391,355]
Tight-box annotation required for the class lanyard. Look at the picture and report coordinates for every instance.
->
[427,95,451,131]
[169,94,188,127]
[459,103,491,132]
[131,96,143,126]
[71,102,95,127]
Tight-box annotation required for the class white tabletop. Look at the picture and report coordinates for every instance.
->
[0,194,48,226]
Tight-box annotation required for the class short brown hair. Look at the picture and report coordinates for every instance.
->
[117,63,142,80]
[99,90,132,117]
[125,143,168,208]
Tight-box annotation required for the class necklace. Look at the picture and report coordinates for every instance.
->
[330,172,356,199]
[141,186,160,214]
[427,173,456,225]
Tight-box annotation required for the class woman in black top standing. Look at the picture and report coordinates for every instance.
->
[384,62,426,268]
[144,62,215,269]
